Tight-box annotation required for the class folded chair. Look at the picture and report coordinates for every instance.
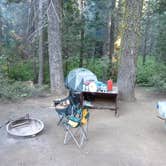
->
[63,107,90,148]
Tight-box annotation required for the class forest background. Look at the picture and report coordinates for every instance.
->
[0,0,165,100]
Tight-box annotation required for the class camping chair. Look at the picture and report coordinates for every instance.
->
[54,96,71,126]
[54,90,82,126]
[63,107,90,148]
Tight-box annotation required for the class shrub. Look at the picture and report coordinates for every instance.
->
[0,78,48,101]
[136,56,157,86]
[8,61,35,81]
[86,56,111,81]
[136,56,166,91]
[150,64,166,91]
[64,56,111,81]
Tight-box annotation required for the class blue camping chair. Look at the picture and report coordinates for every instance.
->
[54,90,90,148]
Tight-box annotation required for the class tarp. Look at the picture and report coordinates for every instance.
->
[66,68,97,91]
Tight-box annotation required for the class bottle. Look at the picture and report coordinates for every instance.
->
[107,79,113,91]
[83,84,85,91]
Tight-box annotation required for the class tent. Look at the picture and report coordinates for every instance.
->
[66,68,97,91]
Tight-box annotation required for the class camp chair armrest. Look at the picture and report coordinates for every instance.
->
[53,96,70,106]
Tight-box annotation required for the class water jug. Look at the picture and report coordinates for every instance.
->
[107,79,113,91]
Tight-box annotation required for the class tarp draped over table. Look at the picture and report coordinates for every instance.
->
[66,68,97,91]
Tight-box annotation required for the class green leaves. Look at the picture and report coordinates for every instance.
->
[136,56,166,91]
[0,79,48,101]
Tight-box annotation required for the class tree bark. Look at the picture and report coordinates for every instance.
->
[142,1,150,65]
[79,0,84,67]
[142,24,148,65]
[109,0,116,62]
[109,0,116,77]
[47,0,65,95]
[117,0,143,101]
[0,6,3,42]
[38,0,44,85]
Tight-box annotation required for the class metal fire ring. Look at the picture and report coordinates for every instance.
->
[6,118,44,137]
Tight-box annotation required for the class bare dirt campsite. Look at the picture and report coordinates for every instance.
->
[0,0,166,166]
[0,87,165,166]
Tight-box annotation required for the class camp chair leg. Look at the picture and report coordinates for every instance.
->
[81,126,88,139]
[57,116,64,126]
[64,126,80,144]
[81,122,89,139]
[80,124,89,145]
[79,127,86,146]
[64,125,81,148]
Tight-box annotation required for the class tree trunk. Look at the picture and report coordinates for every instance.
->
[107,0,116,78]
[117,0,143,101]
[142,1,150,65]
[109,0,116,62]
[31,0,38,83]
[80,27,84,67]
[142,27,147,65]
[47,0,65,95]
[79,0,84,67]
[0,6,3,42]
[38,0,44,85]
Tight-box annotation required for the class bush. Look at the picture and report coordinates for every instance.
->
[136,56,166,91]
[0,78,48,101]
[64,56,80,77]
[150,64,166,91]
[64,56,111,81]
[8,61,35,81]
[136,56,157,86]
[86,56,111,81]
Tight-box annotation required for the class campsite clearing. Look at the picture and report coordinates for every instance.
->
[0,87,166,166]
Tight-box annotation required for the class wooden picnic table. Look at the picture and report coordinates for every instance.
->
[81,86,119,117]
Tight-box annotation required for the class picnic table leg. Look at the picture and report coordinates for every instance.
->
[115,95,119,117]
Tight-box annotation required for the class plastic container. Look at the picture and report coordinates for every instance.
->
[107,79,113,91]
[157,101,166,118]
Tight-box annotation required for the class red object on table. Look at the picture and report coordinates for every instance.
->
[107,79,113,91]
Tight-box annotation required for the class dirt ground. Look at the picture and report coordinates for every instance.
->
[0,87,166,166]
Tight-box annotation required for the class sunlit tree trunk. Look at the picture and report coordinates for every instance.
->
[47,0,66,95]
[117,0,143,101]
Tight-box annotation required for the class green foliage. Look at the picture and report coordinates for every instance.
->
[136,56,156,86]
[63,56,81,77]
[62,0,81,59]
[64,56,111,81]
[86,56,110,81]
[136,56,166,91]
[0,78,48,101]
[0,79,30,100]
[8,61,34,81]
[155,13,166,62]
[151,64,166,91]
[43,61,50,84]
[151,0,166,62]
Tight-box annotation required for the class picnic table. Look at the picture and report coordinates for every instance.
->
[81,86,119,117]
